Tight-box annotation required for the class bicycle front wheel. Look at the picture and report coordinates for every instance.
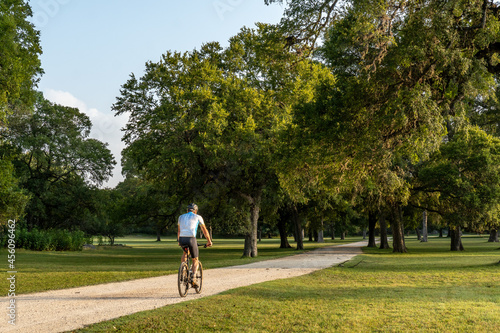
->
[178,262,189,297]
[194,262,203,294]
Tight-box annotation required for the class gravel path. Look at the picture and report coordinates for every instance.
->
[1,241,366,333]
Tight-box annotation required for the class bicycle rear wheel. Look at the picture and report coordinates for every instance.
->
[194,262,203,294]
[178,262,189,297]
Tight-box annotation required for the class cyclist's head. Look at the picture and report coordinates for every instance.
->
[187,203,198,213]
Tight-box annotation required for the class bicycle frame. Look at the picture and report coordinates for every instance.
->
[181,246,191,266]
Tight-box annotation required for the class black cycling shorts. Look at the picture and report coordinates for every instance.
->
[179,237,199,258]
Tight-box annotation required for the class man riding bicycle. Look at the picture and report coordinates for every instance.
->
[177,203,212,287]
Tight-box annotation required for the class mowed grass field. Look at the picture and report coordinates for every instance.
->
[73,236,500,333]
[1,235,357,295]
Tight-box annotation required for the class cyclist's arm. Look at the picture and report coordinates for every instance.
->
[200,224,212,247]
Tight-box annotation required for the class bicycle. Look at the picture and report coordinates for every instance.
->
[178,244,207,297]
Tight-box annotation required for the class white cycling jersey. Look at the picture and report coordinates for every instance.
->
[178,212,204,237]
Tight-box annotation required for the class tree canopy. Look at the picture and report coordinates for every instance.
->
[114,23,332,256]
[270,0,500,251]
[0,0,43,221]
[0,0,42,119]
[8,94,115,229]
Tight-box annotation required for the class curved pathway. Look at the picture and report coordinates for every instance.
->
[0,241,366,333]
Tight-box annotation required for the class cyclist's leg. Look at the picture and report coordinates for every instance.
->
[192,257,199,276]
[186,237,200,278]
[181,249,188,263]
[178,237,192,263]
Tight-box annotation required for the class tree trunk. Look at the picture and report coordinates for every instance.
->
[331,224,335,240]
[416,228,421,241]
[450,226,464,251]
[277,216,292,248]
[379,212,390,249]
[317,230,324,242]
[390,202,407,253]
[488,229,499,242]
[242,193,261,257]
[243,235,253,257]
[317,220,324,243]
[439,228,443,238]
[292,205,304,250]
[362,228,367,240]
[308,228,313,242]
[421,210,428,242]
[367,211,377,247]
[341,232,345,240]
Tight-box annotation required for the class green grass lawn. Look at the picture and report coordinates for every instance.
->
[1,235,357,295]
[75,236,500,333]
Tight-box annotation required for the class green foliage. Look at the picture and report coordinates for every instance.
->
[266,0,339,56]
[287,0,499,178]
[274,1,500,252]
[0,227,90,251]
[7,93,115,230]
[84,188,128,245]
[415,126,500,229]
[109,177,178,238]
[9,93,115,185]
[0,0,42,220]
[114,23,332,255]
[470,79,500,137]
[0,0,42,119]
[0,158,29,221]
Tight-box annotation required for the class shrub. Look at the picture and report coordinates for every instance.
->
[16,228,29,249]
[69,230,88,251]
[52,229,71,251]
[2,228,90,251]
[29,228,52,251]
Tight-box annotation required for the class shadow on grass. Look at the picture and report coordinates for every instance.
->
[229,265,500,304]
[236,283,499,304]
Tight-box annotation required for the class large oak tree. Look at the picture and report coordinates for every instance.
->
[114,24,330,256]
[8,94,115,229]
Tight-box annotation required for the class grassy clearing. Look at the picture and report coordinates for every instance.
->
[76,236,500,333]
[0,235,356,295]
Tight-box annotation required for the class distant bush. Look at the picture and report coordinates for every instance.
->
[0,227,91,251]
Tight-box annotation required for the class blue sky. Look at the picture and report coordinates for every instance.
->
[29,0,284,188]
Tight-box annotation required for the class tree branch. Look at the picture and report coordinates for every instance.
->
[456,0,489,31]
[409,203,444,216]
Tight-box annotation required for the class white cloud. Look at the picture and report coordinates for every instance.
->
[44,89,127,188]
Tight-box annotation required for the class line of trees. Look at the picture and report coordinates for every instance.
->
[2,1,500,254]
[113,0,500,255]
